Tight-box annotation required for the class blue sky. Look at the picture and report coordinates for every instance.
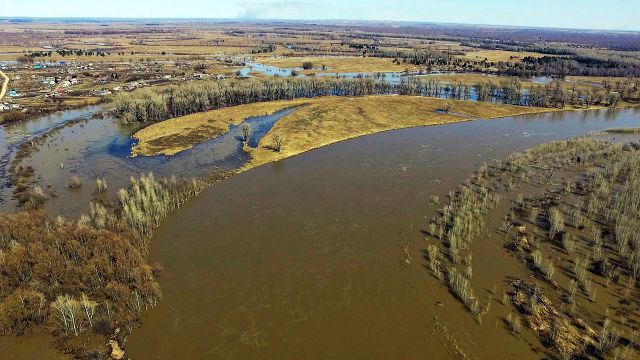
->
[3,0,639,31]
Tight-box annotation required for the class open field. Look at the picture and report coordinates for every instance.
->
[459,49,550,63]
[132,98,311,156]
[242,96,561,169]
[254,56,421,73]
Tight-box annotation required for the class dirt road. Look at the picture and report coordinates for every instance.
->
[0,70,9,100]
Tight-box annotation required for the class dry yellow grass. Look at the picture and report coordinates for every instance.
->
[420,73,507,86]
[420,73,613,93]
[459,50,549,63]
[255,56,420,73]
[242,96,559,170]
[132,98,312,156]
[133,95,561,164]
[566,76,639,87]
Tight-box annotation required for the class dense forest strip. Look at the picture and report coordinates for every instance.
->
[113,76,637,129]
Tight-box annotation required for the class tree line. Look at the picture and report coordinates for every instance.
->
[28,49,111,58]
[498,55,640,78]
[112,76,484,125]
[114,76,638,126]
[373,49,474,70]
[113,77,398,124]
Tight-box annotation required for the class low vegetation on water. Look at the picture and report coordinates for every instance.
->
[425,136,640,359]
[66,176,82,190]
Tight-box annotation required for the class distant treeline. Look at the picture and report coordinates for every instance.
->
[27,49,111,58]
[477,79,636,108]
[499,55,640,78]
[251,44,276,54]
[114,76,498,125]
[373,49,472,69]
[460,41,576,56]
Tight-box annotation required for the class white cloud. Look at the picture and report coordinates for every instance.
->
[238,1,315,19]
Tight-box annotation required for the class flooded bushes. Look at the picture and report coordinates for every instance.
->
[0,171,208,357]
[510,280,600,360]
[426,244,444,281]
[531,250,556,281]
[498,137,640,358]
[0,211,160,340]
[426,169,500,320]
[265,135,283,152]
[10,165,48,210]
[240,124,252,143]
[66,176,82,190]
[95,177,108,194]
[428,136,640,359]
[447,268,480,315]
[433,184,500,265]
[547,207,564,240]
[84,173,204,246]
[115,173,204,240]
[506,312,521,334]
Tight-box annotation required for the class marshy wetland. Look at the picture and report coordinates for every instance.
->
[1,16,640,360]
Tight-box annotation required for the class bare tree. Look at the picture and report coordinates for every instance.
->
[80,293,97,328]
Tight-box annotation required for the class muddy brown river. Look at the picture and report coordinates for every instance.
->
[2,107,639,359]
[125,109,637,359]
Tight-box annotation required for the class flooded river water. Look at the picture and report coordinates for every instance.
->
[122,108,639,359]
[0,101,638,358]
[0,106,297,217]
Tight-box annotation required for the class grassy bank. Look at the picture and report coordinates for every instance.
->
[604,127,640,134]
[241,96,566,170]
[131,98,311,156]
[132,95,562,159]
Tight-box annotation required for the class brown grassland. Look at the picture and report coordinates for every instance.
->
[132,98,311,156]
[132,95,560,161]
[242,96,559,170]
[254,56,421,73]
[459,49,549,63]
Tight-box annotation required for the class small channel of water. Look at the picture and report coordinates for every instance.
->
[0,106,297,217]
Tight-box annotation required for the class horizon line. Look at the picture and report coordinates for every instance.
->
[1,16,639,34]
